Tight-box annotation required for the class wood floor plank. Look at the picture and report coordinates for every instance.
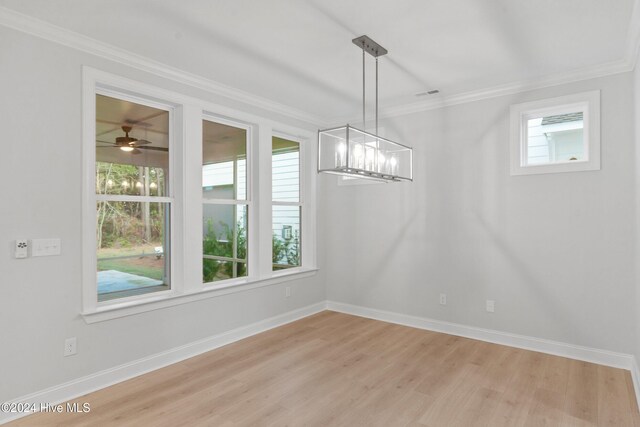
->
[450,386,502,427]
[523,387,566,427]
[563,360,600,426]
[7,311,636,427]
[418,362,484,426]
[597,365,636,426]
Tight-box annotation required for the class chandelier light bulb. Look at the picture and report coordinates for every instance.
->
[335,142,347,167]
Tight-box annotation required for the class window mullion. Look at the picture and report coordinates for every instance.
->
[301,133,316,269]
[181,104,204,293]
[256,124,273,278]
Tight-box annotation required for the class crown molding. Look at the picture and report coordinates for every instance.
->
[0,6,327,127]
[1,2,639,128]
[330,0,640,125]
[330,57,633,125]
[626,0,640,70]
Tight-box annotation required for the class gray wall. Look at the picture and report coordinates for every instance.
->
[634,53,640,363]
[324,72,636,354]
[1,21,638,404]
[0,26,325,401]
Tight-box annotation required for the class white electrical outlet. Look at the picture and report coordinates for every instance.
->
[64,337,77,357]
[439,293,447,305]
[486,300,495,313]
[285,287,291,298]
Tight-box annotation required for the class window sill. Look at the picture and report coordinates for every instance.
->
[82,268,318,324]
[510,160,600,176]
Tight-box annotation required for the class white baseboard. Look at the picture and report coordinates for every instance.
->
[4,300,640,425]
[1,301,327,425]
[631,357,640,411]
[326,301,635,370]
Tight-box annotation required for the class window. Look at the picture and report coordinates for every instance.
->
[95,94,172,302]
[510,90,600,175]
[83,68,316,321]
[202,118,249,283]
[272,137,301,270]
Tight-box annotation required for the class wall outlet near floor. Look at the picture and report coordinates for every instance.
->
[64,337,77,356]
[285,287,291,298]
[439,293,447,305]
[486,300,495,313]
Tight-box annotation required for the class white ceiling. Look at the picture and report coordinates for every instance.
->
[1,0,637,122]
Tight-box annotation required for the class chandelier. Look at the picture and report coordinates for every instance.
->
[318,35,413,182]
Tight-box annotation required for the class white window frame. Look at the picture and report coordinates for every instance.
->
[509,90,600,176]
[82,67,317,323]
[201,114,255,287]
[271,132,304,271]
[83,80,181,315]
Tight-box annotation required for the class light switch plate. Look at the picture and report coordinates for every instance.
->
[32,238,61,257]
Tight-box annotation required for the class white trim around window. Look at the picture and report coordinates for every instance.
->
[82,67,317,323]
[509,90,600,176]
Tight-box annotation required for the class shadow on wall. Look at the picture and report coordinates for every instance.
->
[339,69,594,341]
[471,210,582,342]
[356,209,420,301]
[440,86,582,339]
[443,81,597,344]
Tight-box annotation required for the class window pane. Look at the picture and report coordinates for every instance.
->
[203,204,248,283]
[526,112,584,165]
[203,260,247,283]
[272,137,299,202]
[272,205,301,270]
[96,95,169,196]
[203,120,247,200]
[96,201,170,301]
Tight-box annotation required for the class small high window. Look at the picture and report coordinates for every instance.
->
[510,91,600,175]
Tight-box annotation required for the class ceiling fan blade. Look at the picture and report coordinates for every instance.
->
[131,148,142,155]
[135,139,153,145]
[137,146,169,152]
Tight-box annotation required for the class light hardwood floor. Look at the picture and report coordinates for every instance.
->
[8,311,639,426]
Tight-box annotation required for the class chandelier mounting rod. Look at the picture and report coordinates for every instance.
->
[352,35,386,133]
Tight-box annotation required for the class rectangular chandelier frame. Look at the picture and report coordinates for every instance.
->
[318,125,413,182]
[318,35,413,184]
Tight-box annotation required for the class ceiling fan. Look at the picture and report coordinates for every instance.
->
[97,125,168,155]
